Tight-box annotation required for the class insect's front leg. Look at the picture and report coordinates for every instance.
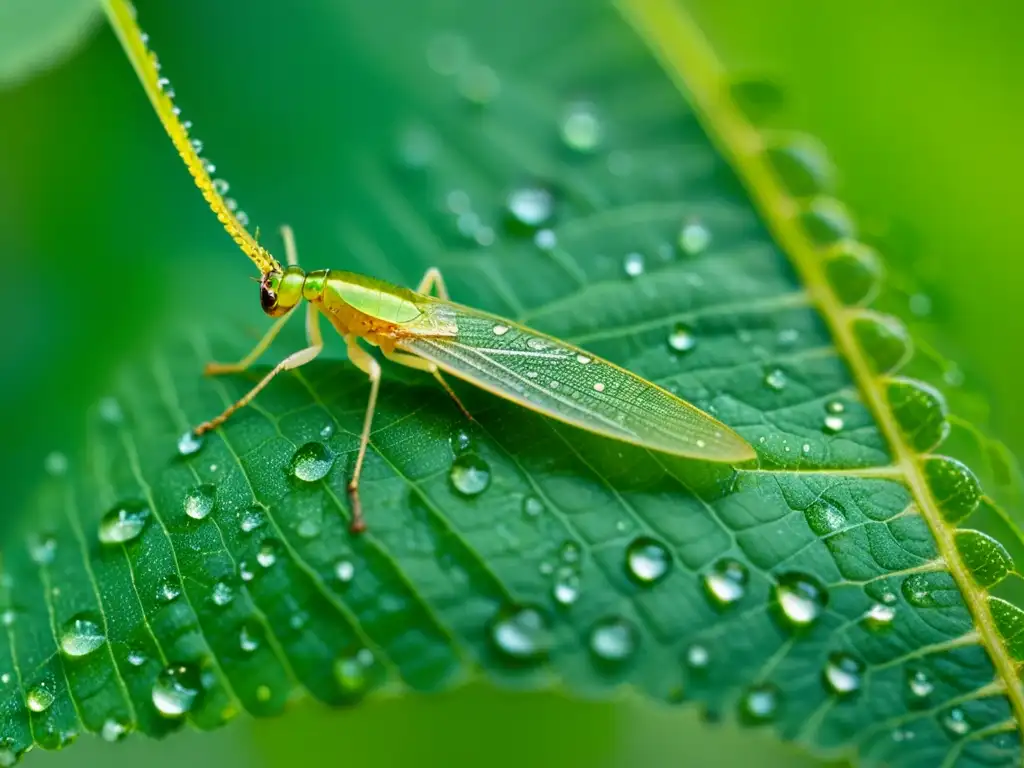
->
[415,267,449,300]
[204,308,296,376]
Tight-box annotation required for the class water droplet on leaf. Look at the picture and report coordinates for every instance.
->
[667,323,697,354]
[703,559,748,607]
[177,431,203,457]
[489,605,551,662]
[449,454,491,497]
[773,573,828,627]
[183,483,216,520]
[59,615,105,657]
[678,221,711,255]
[152,664,202,718]
[26,683,54,713]
[625,536,672,585]
[507,187,553,228]
[560,102,601,152]
[552,567,580,606]
[823,652,863,696]
[739,683,780,724]
[588,617,638,664]
[764,368,787,391]
[99,501,150,545]
[290,442,334,482]
[623,252,645,277]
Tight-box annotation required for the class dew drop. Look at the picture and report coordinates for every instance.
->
[236,211,250,227]
[773,573,828,627]
[507,187,553,228]
[825,241,884,306]
[679,221,711,255]
[289,442,334,482]
[177,431,203,457]
[59,615,105,657]
[764,368,787,391]
[625,536,672,585]
[901,573,939,607]
[43,451,68,477]
[297,517,321,539]
[559,540,581,564]
[765,135,835,197]
[863,602,896,631]
[534,228,557,250]
[101,718,129,743]
[335,559,355,583]
[28,535,57,566]
[522,496,544,519]
[907,668,934,699]
[560,102,601,152]
[211,582,234,607]
[822,414,845,434]
[941,707,970,737]
[240,506,265,533]
[26,683,54,713]
[685,643,710,670]
[151,664,201,718]
[211,178,229,195]
[97,396,124,424]
[804,498,846,536]
[126,649,147,667]
[489,605,551,662]
[576,354,591,365]
[623,252,645,277]
[593,382,605,393]
[239,622,261,653]
[2,610,18,629]
[98,501,151,545]
[703,558,748,607]
[449,454,491,497]
[334,651,372,697]
[739,683,779,724]
[552,567,580,606]
[256,540,280,569]
[667,323,697,354]
[157,575,181,603]
[588,617,638,664]
[449,425,474,455]
[183,483,216,520]
[823,652,863,696]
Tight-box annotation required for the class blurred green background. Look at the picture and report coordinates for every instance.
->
[1,0,1020,766]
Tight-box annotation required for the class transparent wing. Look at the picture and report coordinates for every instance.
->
[397,302,756,463]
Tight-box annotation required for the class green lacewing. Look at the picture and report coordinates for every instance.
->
[102,0,755,531]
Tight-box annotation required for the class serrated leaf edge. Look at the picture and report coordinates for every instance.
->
[617,0,1024,750]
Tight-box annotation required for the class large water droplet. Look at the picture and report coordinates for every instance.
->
[823,652,863,696]
[678,221,711,255]
[764,368,787,391]
[623,252,645,278]
[290,442,334,482]
[822,414,845,434]
[804,498,845,537]
[334,651,373,698]
[59,615,105,657]
[739,683,780,724]
[667,323,697,354]
[507,187,554,228]
[101,718,129,743]
[240,506,265,533]
[560,102,601,152]
[335,559,355,583]
[863,602,896,631]
[98,501,151,545]
[906,667,934,699]
[799,197,856,245]
[177,431,204,457]
[588,617,638,664]
[256,539,280,569]
[552,567,580,606]
[26,683,54,712]
[211,582,234,607]
[766,135,835,197]
[773,572,828,627]
[522,496,544,519]
[489,605,550,662]
[685,643,710,671]
[941,707,970,737]
[151,664,202,718]
[625,536,672,585]
[183,483,216,520]
[449,454,491,497]
[703,559,748,607]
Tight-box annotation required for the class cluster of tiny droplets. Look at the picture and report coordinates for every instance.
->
[140,28,250,230]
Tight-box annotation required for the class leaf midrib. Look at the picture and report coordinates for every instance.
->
[616,0,1023,740]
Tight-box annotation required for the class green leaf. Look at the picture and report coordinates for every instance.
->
[3,0,1023,766]
[0,0,99,88]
